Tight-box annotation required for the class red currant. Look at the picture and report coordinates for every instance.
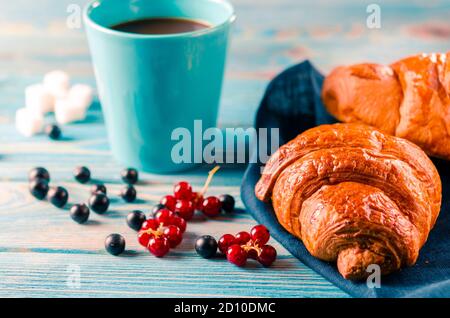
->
[163,225,183,248]
[175,200,194,220]
[148,236,170,257]
[174,181,192,200]
[235,231,251,245]
[160,195,176,211]
[172,216,187,233]
[201,196,222,217]
[138,231,153,247]
[257,245,277,267]
[250,224,270,245]
[191,192,204,210]
[140,219,159,231]
[155,209,175,225]
[247,249,258,260]
[226,244,247,267]
[218,234,236,254]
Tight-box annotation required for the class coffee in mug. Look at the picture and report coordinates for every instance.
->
[112,17,211,35]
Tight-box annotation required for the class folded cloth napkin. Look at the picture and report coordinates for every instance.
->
[241,60,450,298]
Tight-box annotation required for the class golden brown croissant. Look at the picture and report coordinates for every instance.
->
[322,52,450,160]
[255,123,441,280]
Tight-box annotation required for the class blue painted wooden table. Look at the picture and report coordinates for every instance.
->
[0,0,449,298]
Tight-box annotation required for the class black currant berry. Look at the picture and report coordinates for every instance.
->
[29,179,49,200]
[74,166,91,184]
[151,203,166,218]
[88,193,110,214]
[105,234,125,256]
[195,235,218,259]
[121,168,138,185]
[91,183,107,195]
[120,185,137,203]
[48,186,69,208]
[219,194,235,213]
[70,204,90,224]
[45,124,61,140]
[28,167,50,183]
[126,210,146,231]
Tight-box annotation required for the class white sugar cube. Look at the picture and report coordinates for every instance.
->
[25,83,55,114]
[68,84,93,109]
[55,99,87,124]
[43,70,70,99]
[15,108,43,137]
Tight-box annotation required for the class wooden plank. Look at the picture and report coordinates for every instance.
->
[0,253,348,298]
[0,179,348,297]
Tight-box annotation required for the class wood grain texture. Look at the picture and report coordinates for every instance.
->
[0,0,449,298]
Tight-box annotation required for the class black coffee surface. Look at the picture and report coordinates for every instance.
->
[111,17,211,35]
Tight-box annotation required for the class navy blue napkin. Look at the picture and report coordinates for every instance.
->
[241,61,450,298]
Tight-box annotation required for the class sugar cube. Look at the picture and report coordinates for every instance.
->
[43,70,70,99]
[15,108,44,137]
[68,84,94,109]
[54,99,87,124]
[25,83,55,114]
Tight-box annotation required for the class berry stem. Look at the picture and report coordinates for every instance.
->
[141,223,165,238]
[199,166,220,197]
[241,240,262,256]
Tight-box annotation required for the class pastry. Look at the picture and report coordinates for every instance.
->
[255,123,442,280]
[322,52,450,160]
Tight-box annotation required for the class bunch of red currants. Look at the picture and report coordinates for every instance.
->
[137,167,235,257]
[137,211,186,257]
[219,225,277,267]
[195,224,277,267]
[160,181,223,220]
[159,167,233,221]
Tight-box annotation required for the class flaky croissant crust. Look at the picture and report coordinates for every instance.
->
[255,123,441,280]
[322,52,450,160]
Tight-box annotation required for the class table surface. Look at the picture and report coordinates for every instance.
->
[0,0,449,298]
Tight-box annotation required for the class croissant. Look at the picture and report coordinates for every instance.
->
[322,52,450,160]
[255,123,441,280]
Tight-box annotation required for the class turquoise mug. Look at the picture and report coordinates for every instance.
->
[83,0,235,173]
